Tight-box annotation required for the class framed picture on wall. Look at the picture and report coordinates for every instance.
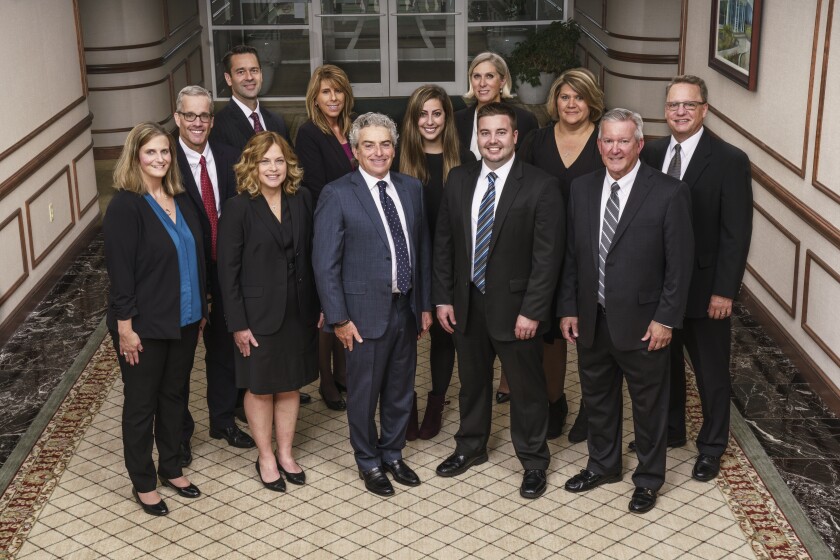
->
[708,0,763,91]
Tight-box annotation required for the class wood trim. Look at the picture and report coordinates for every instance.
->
[603,68,672,82]
[24,168,76,269]
[575,7,680,42]
[162,0,171,35]
[0,97,86,164]
[91,114,173,135]
[679,0,689,73]
[801,250,840,369]
[740,286,840,416]
[93,146,124,160]
[0,113,94,203]
[168,59,188,113]
[185,46,203,86]
[0,220,98,346]
[579,26,679,65]
[751,164,840,250]
[85,26,201,74]
[0,210,29,308]
[71,142,98,220]
[812,0,836,203]
[84,9,198,51]
[745,202,800,318]
[88,75,171,92]
[579,48,606,86]
[72,0,88,97]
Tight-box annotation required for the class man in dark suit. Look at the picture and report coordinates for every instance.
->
[209,45,290,152]
[559,108,693,513]
[639,75,752,482]
[313,113,433,497]
[433,103,564,499]
[173,86,255,459]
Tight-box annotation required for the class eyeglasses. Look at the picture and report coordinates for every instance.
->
[177,111,213,123]
[665,101,705,112]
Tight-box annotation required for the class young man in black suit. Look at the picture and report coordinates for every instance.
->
[433,103,564,499]
[173,86,255,458]
[209,45,290,152]
[638,75,753,482]
[559,108,694,513]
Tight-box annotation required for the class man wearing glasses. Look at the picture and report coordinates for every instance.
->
[639,75,753,483]
[173,86,256,462]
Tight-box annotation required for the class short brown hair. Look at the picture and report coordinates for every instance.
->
[477,102,517,131]
[222,45,260,74]
[666,75,708,103]
[112,122,183,196]
[546,68,605,123]
[235,132,302,197]
[305,65,355,137]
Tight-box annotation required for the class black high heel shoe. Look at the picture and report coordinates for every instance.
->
[278,462,306,485]
[158,475,201,498]
[318,388,347,411]
[132,487,169,516]
[256,460,286,492]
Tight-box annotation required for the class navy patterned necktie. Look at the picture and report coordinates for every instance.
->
[377,181,411,294]
[473,172,497,294]
[598,182,620,307]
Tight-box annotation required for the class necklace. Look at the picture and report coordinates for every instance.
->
[150,190,172,215]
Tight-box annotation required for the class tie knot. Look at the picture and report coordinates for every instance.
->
[611,182,620,194]
[673,144,681,154]
[487,172,497,186]
[376,180,388,192]
[250,112,259,122]
[200,155,206,166]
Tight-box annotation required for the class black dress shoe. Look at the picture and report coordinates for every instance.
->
[132,488,168,516]
[435,452,489,478]
[564,469,621,493]
[495,391,510,404]
[628,437,687,452]
[158,476,201,498]
[179,441,192,468]
[692,454,721,482]
[318,388,347,411]
[629,487,657,513]
[359,467,394,496]
[278,463,306,485]
[382,459,420,487]
[520,469,547,499]
[210,425,256,448]
[299,392,312,404]
[256,460,286,492]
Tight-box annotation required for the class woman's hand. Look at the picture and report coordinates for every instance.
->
[317,312,325,329]
[234,329,259,357]
[118,319,143,366]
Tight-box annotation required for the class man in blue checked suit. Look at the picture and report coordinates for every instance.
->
[313,113,433,497]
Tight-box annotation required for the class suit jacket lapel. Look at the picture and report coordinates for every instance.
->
[588,170,606,271]
[680,130,711,187]
[177,145,208,219]
[489,159,522,255]
[253,195,286,250]
[351,172,391,251]
[610,165,654,249]
[229,99,256,142]
[288,191,302,253]
[461,162,482,260]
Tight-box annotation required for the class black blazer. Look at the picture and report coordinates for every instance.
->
[432,157,564,341]
[217,190,320,335]
[104,190,208,339]
[558,162,694,350]
[295,119,355,206]
[641,130,752,318]
[209,99,290,151]
[175,141,240,267]
[454,102,540,153]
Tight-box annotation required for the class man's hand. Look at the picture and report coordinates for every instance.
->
[437,305,456,334]
[234,329,259,357]
[335,321,363,351]
[514,315,539,340]
[707,295,733,320]
[560,317,579,345]
[317,312,325,329]
[641,321,672,351]
[418,311,433,339]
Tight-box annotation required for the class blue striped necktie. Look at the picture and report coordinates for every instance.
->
[473,172,497,294]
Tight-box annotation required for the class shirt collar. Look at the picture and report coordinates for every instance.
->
[605,159,642,191]
[668,126,704,162]
[358,167,392,190]
[178,137,212,166]
[231,95,260,119]
[480,155,515,185]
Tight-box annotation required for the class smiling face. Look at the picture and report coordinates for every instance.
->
[477,114,517,170]
[315,79,345,121]
[471,61,505,106]
[353,125,395,180]
[418,97,445,146]
[597,120,644,181]
[258,143,287,193]
[665,82,708,142]
[174,94,213,153]
[138,134,172,189]
[224,53,263,104]
[556,84,591,128]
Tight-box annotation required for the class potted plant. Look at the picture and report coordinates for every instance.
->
[508,20,581,104]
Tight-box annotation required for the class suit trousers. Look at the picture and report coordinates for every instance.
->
[669,317,731,457]
[114,322,200,492]
[453,286,550,470]
[345,295,417,471]
[578,310,669,491]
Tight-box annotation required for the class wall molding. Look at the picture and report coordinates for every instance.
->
[84,15,198,51]
[801,250,840,369]
[745,202,801,318]
[812,0,838,203]
[575,7,680,42]
[25,167,76,269]
[72,0,88,97]
[579,26,679,65]
[91,115,173,135]
[0,97,86,165]
[88,75,171,92]
[0,210,29,308]
[85,26,201,74]
[71,142,98,220]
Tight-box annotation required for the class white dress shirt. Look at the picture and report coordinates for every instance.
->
[178,138,220,216]
[470,156,515,277]
[661,126,704,180]
[598,159,641,243]
[231,95,267,132]
[358,167,412,293]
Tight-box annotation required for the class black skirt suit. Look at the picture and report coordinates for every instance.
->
[104,190,207,492]
[217,190,320,394]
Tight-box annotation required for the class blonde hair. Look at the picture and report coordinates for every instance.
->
[112,122,183,195]
[234,132,302,197]
[305,65,355,137]
[399,85,461,185]
[546,68,605,123]
[464,52,514,101]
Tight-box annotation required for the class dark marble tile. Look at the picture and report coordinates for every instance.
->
[773,459,840,555]
[731,383,838,420]
[744,418,840,459]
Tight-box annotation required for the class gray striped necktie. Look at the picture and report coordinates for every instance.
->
[598,182,621,307]
[472,172,497,294]
[667,144,682,179]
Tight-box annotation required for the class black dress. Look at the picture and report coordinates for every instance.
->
[234,196,318,394]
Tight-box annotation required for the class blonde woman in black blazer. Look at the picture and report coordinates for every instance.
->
[104,122,207,517]
[217,132,321,492]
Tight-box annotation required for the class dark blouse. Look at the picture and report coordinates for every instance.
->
[422,148,476,240]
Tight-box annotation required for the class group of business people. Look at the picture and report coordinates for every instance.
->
[104,42,752,517]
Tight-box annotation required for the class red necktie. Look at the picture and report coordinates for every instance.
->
[250,112,264,133]
[199,155,218,261]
